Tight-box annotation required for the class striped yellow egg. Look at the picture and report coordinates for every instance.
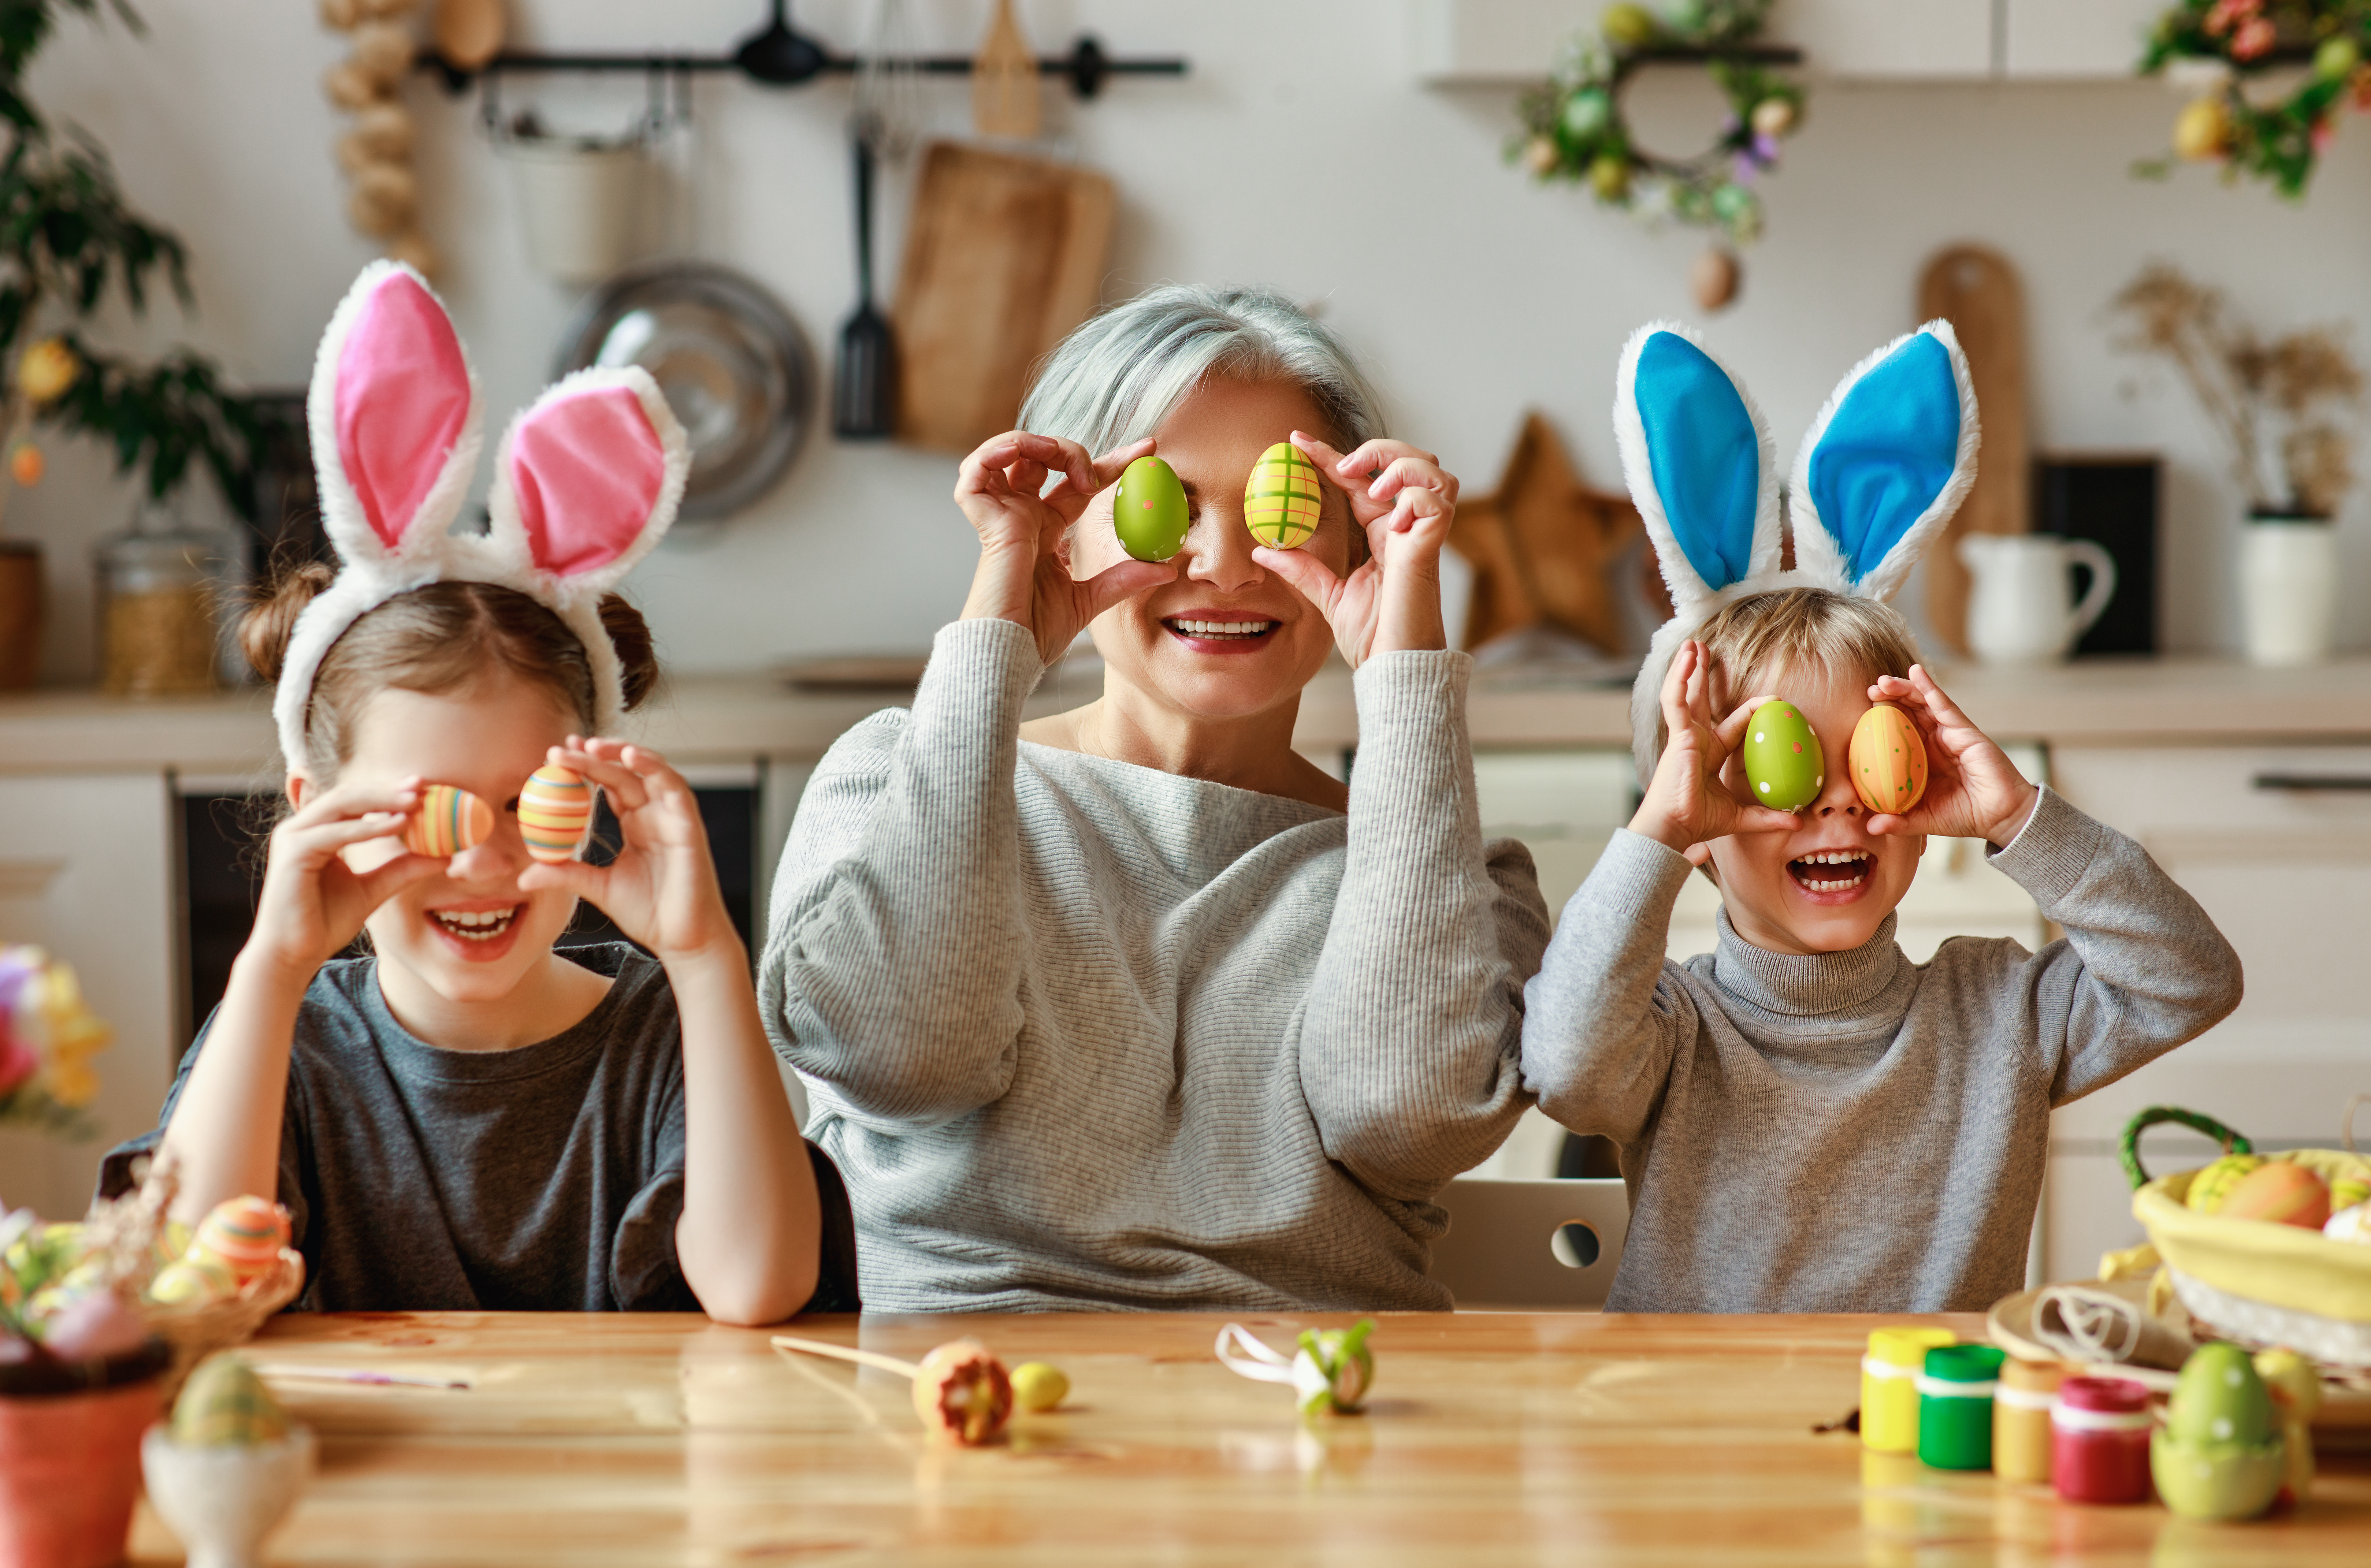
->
[191,1195,289,1284]
[148,1254,237,1309]
[519,765,595,864]
[1243,441,1323,549]
[1848,702,1928,816]
[403,783,495,858]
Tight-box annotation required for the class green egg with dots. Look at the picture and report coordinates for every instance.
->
[1114,455,1189,562]
[1740,699,1824,811]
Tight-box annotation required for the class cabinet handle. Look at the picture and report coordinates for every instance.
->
[2252,772,2371,792]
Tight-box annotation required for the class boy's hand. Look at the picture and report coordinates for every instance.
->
[1865,665,2039,848]
[245,778,443,979]
[1629,640,1803,855]
[517,739,741,967]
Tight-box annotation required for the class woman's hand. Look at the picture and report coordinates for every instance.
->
[1628,641,1803,854]
[243,778,442,980]
[1254,432,1455,668]
[1866,666,2039,848]
[955,429,1178,666]
[518,738,740,966]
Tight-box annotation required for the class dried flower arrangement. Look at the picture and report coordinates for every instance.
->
[2111,262,2364,518]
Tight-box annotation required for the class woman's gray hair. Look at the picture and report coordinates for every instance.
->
[1019,285,1386,454]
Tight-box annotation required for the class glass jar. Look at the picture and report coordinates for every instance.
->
[95,515,231,696]
[2052,1375,2154,1504]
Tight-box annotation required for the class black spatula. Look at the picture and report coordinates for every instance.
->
[832,125,897,440]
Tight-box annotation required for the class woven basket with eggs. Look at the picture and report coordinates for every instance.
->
[137,1194,305,1401]
[2123,1106,2371,1376]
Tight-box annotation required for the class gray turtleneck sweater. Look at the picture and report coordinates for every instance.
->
[1523,787,2243,1313]
[760,617,1549,1314]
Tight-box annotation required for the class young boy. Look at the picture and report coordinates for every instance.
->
[1521,589,2243,1312]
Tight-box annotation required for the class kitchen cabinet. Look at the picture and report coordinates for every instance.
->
[0,772,175,1220]
[2002,0,2161,79]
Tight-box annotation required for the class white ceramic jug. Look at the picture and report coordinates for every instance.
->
[1959,533,2117,666]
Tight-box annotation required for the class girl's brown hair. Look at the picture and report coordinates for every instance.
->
[241,561,659,781]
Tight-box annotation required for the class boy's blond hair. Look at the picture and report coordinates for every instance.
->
[1635,586,1921,789]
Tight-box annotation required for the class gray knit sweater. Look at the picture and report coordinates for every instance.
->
[759,617,1550,1314]
[1522,787,2243,1313]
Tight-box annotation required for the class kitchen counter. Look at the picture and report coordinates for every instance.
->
[10,654,2371,776]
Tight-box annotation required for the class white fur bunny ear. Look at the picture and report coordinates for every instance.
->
[484,367,689,611]
[1613,320,1782,615]
[1785,320,1980,604]
[306,260,483,570]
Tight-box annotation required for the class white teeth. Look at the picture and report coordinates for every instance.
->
[1169,618,1276,638]
[432,907,518,941]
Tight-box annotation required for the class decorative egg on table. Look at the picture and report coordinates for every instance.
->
[1848,703,1927,816]
[145,1355,316,1568]
[1739,700,1823,811]
[1009,1361,1069,1413]
[518,765,594,864]
[1114,455,1189,563]
[2151,1342,2286,1521]
[170,1356,294,1448]
[402,783,494,858]
[1242,441,1322,549]
[190,1195,291,1285]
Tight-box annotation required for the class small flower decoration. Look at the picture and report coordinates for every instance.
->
[2140,0,2371,198]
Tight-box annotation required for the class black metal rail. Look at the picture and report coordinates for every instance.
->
[422,34,1186,102]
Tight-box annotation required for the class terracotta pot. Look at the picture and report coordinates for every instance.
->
[0,541,39,691]
[0,1379,160,1568]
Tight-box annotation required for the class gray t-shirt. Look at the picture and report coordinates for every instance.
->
[104,943,859,1315]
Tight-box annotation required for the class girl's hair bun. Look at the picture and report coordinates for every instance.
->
[239,559,339,684]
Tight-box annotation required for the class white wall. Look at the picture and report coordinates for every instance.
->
[12,0,2371,681]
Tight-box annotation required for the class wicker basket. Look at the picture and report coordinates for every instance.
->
[137,1247,304,1403]
[2124,1107,2371,1375]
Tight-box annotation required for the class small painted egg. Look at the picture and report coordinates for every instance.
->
[518,764,594,865]
[148,1254,237,1309]
[170,1356,293,1447]
[1009,1361,1069,1412]
[403,783,495,859]
[1739,700,1823,811]
[1242,441,1323,550]
[1848,702,1928,816]
[2325,1203,2371,1244]
[192,1195,290,1284]
[1114,454,1189,563]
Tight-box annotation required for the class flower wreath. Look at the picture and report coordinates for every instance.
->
[1510,0,1805,246]
[2141,0,2371,196]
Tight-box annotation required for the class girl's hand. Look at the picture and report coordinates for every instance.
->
[245,779,443,979]
[955,429,1178,666]
[1629,641,1803,854]
[517,739,738,965]
[1865,665,2039,848]
[1255,432,1455,668]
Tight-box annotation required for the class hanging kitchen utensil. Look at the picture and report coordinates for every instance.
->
[973,0,1041,140]
[733,0,828,86]
[833,123,898,440]
[433,0,506,73]
[855,0,923,162]
[1916,245,2029,656]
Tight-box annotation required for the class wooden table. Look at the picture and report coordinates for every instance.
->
[129,1311,2371,1566]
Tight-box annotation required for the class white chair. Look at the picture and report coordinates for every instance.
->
[1430,1177,1629,1311]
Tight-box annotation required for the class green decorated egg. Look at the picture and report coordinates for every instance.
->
[1114,455,1189,562]
[2165,1342,2278,1450]
[170,1355,293,1447]
[1740,700,1823,811]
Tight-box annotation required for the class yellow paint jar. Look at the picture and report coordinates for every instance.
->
[1861,1327,1956,1453]
[1993,1358,2063,1485]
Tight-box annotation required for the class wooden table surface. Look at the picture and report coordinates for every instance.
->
[128,1311,2371,1567]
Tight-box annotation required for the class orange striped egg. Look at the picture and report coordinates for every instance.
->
[403,783,495,858]
[519,765,594,864]
[1243,441,1323,549]
[1849,702,1928,816]
[190,1195,289,1284]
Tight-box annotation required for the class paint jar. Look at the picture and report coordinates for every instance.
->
[2052,1376,2153,1504]
[1993,1358,2064,1485]
[1918,1344,2005,1471]
[1862,1327,1956,1453]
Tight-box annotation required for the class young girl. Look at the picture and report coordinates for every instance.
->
[100,264,855,1322]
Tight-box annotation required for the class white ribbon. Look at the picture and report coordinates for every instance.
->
[1214,1323,1352,1414]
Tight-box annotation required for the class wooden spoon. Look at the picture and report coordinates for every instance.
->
[972,0,1041,141]
[434,0,505,72]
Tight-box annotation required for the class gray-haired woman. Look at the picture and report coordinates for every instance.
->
[759,287,1549,1312]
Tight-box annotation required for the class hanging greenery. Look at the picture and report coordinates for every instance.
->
[1508,1,1805,246]
[2138,1,2371,197]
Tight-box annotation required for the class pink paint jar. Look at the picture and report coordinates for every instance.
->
[2051,1376,2153,1504]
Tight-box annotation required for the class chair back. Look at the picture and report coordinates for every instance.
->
[1431,1177,1629,1310]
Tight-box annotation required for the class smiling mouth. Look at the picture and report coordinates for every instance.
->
[431,906,520,942]
[1164,617,1278,641]
[1788,850,1872,893]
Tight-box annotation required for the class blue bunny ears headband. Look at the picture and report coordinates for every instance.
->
[1615,319,1980,787]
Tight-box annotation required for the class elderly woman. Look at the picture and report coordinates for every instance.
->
[759,287,1549,1312]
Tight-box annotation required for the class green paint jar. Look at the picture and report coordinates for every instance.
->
[1917,1344,2005,1471]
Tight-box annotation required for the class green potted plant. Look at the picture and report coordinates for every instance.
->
[0,0,256,691]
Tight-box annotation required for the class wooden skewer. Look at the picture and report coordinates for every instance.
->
[771,1335,922,1379]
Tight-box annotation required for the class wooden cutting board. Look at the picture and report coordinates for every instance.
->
[1917,245,2029,656]
[891,141,1114,453]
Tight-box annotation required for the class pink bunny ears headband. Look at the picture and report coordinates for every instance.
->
[1614,317,1981,786]
[274,262,691,769]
